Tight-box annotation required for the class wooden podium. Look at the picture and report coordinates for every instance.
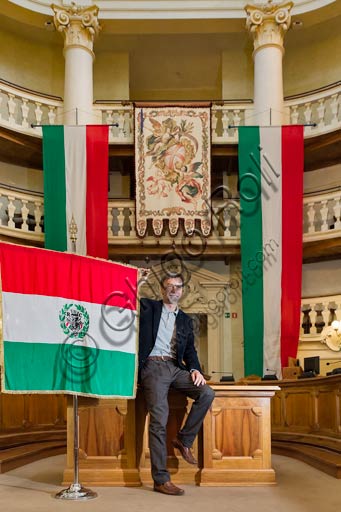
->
[62,384,279,486]
[200,385,278,485]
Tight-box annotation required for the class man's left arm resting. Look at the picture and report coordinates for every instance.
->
[183,319,206,386]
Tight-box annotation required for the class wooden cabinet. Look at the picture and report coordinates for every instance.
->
[200,385,277,485]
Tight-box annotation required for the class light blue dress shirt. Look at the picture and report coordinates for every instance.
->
[149,305,178,359]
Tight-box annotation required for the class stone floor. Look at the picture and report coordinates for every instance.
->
[0,454,341,512]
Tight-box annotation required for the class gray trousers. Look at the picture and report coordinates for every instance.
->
[141,359,215,484]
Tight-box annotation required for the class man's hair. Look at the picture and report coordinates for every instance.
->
[160,274,184,288]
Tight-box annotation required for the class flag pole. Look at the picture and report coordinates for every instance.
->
[228,122,317,128]
[55,198,97,501]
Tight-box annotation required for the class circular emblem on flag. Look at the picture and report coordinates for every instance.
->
[59,304,89,339]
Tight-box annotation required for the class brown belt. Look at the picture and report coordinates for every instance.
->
[147,356,176,362]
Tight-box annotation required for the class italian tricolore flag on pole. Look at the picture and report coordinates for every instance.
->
[238,126,304,378]
[0,243,138,398]
[42,125,109,259]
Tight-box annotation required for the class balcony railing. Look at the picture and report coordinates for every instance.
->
[1,185,340,247]
[300,294,341,338]
[0,80,63,137]
[1,79,340,143]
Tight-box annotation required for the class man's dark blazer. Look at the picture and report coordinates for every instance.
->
[138,298,202,379]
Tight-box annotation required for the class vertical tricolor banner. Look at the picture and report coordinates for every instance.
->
[238,126,304,377]
[42,125,109,259]
[0,243,138,398]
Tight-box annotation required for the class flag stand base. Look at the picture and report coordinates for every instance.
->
[55,483,97,501]
[55,394,97,500]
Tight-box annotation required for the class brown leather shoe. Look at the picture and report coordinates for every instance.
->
[153,481,185,496]
[172,437,197,465]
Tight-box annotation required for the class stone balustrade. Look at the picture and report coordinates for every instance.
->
[286,82,341,137]
[0,186,44,242]
[303,189,341,241]
[1,79,339,142]
[93,103,134,143]
[301,294,341,337]
[0,186,340,246]
[299,294,341,370]
[0,80,63,137]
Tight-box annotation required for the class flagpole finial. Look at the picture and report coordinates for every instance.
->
[69,215,78,253]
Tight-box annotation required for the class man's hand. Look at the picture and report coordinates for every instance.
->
[191,370,206,386]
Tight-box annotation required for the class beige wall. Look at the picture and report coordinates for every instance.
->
[94,53,129,101]
[304,164,341,193]
[0,28,64,97]
[302,260,341,298]
[284,16,341,96]
[222,35,254,100]
[1,15,340,102]
[108,172,130,199]
[0,162,42,192]
[129,34,223,100]
[0,163,133,199]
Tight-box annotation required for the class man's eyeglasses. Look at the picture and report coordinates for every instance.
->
[164,284,183,290]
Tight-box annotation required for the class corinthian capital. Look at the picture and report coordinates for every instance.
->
[245,1,293,54]
[52,3,101,55]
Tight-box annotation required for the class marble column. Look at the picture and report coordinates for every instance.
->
[245,1,293,125]
[53,4,101,125]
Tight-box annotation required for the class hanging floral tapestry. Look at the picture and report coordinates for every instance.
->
[135,106,211,237]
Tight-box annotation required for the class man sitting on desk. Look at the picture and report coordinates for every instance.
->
[139,274,215,496]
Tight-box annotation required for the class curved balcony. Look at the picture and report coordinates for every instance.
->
[0,185,340,259]
[0,80,340,144]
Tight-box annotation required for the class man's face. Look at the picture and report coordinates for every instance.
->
[161,277,183,305]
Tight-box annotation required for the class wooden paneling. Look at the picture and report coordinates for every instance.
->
[267,374,341,477]
[78,400,125,457]
[63,396,141,486]
[0,393,67,434]
[0,392,67,472]
[213,404,261,458]
[285,390,314,428]
[0,394,26,430]
[200,386,277,485]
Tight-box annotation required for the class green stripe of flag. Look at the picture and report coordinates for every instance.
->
[4,341,136,397]
[42,126,67,251]
[238,127,264,376]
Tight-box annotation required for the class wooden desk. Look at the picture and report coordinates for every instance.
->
[200,384,278,486]
[62,384,278,486]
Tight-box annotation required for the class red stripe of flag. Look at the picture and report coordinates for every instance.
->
[86,125,109,260]
[0,243,138,310]
[280,126,304,367]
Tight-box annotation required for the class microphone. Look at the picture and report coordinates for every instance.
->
[262,368,278,381]
[326,360,341,376]
[211,371,235,383]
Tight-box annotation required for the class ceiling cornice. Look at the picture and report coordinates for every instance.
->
[7,0,338,19]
